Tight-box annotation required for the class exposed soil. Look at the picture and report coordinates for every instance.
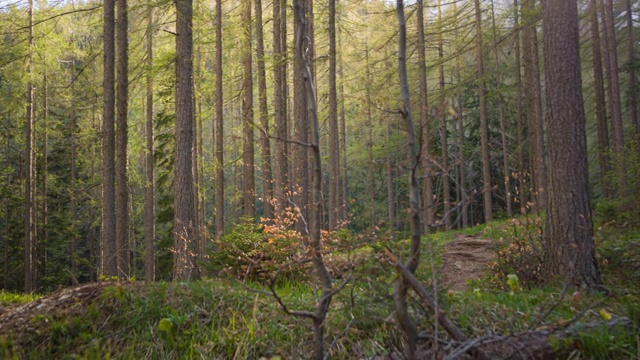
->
[440,233,497,291]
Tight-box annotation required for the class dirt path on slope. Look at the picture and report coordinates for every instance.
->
[440,233,497,291]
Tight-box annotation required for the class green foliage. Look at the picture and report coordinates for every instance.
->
[0,291,40,307]
[205,218,307,282]
[484,217,544,289]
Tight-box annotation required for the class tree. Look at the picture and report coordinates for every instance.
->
[490,0,512,218]
[103,0,117,278]
[174,0,197,280]
[242,0,255,218]
[590,0,612,199]
[24,0,35,292]
[215,0,224,237]
[293,0,310,232]
[394,0,422,356]
[115,0,130,278]
[272,0,288,215]
[513,0,527,214]
[437,0,451,230]
[522,0,546,210]
[541,0,602,287]
[328,0,339,230]
[601,0,626,194]
[144,3,155,281]
[626,0,638,133]
[417,0,433,228]
[474,0,492,223]
[255,0,273,221]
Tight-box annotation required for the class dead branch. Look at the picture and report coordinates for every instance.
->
[385,248,490,360]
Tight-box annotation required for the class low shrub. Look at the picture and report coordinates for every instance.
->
[484,217,544,289]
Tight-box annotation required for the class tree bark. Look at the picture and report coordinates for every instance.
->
[116,0,130,278]
[293,3,334,358]
[273,0,288,215]
[490,0,512,218]
[40,69,48,284]
[174,0,198,280]
[328,0,340,230]
[293,0,310,232]
[338,11,348,223]
[242,0,255,218]
[24,0,35,292]
[590,0,612,199]
[438,0,451,230]
[103,0,117,278]
[417,0,433,229]
[255,0,273,221]
[601,0,626,194]
[145,4,155,281]
[365,45,375,228]
[395,1,422,356]
[522,0,546,211]
[541,0,602,288]
[513,0,527,214]
[454,1,468,228]
[474,0,492,223]
[215,0,224,238]
[624,0,638,134]
[70,71,78,279]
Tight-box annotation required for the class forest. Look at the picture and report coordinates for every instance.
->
[0,0,639,357]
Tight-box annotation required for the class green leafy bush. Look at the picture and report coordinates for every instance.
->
[205,218,307,282]
[485,217,544,289]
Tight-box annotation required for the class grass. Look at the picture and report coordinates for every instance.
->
[0,290,40,307]
[1,213,639,359]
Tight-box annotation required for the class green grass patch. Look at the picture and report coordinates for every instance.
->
[0,290,40,307]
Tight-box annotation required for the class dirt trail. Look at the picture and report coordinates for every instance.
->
[440,233,496,291]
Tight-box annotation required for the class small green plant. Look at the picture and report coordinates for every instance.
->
[485,217,544,289]
[205,217,307,282]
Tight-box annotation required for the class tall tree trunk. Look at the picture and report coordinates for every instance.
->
[328,0,339,230]
[601,0,626,194]
[625,0,638,134]
[255,0,273,221]
[417,0,433,228]
[145,4,155,281]
[242,0,255,218]
[438,0,451,229]
[513,0,527,214]
[215,0,224,237]
[365,45,375,228]
[338,13,348,222]
[541,0,602,288]
[103,0,117,277]
[24,0,35,292]
[387,116,395,238]
[70,72,78,279]
[590,0,612,199]
[394,1,422,356]
[174,0,197,280]
[40,69,48,283]
[293,3,334,358]
[522,0,546,210]
[116,0,130,278]
[474,0,492,223]
[490,0,512,218]
[273,0,288,215]
[454,1,468,227]
[293,0,310,231]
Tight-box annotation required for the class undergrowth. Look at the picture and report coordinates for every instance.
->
[1,209,638,359]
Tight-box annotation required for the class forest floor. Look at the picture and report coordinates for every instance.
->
[1,215,638,359]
